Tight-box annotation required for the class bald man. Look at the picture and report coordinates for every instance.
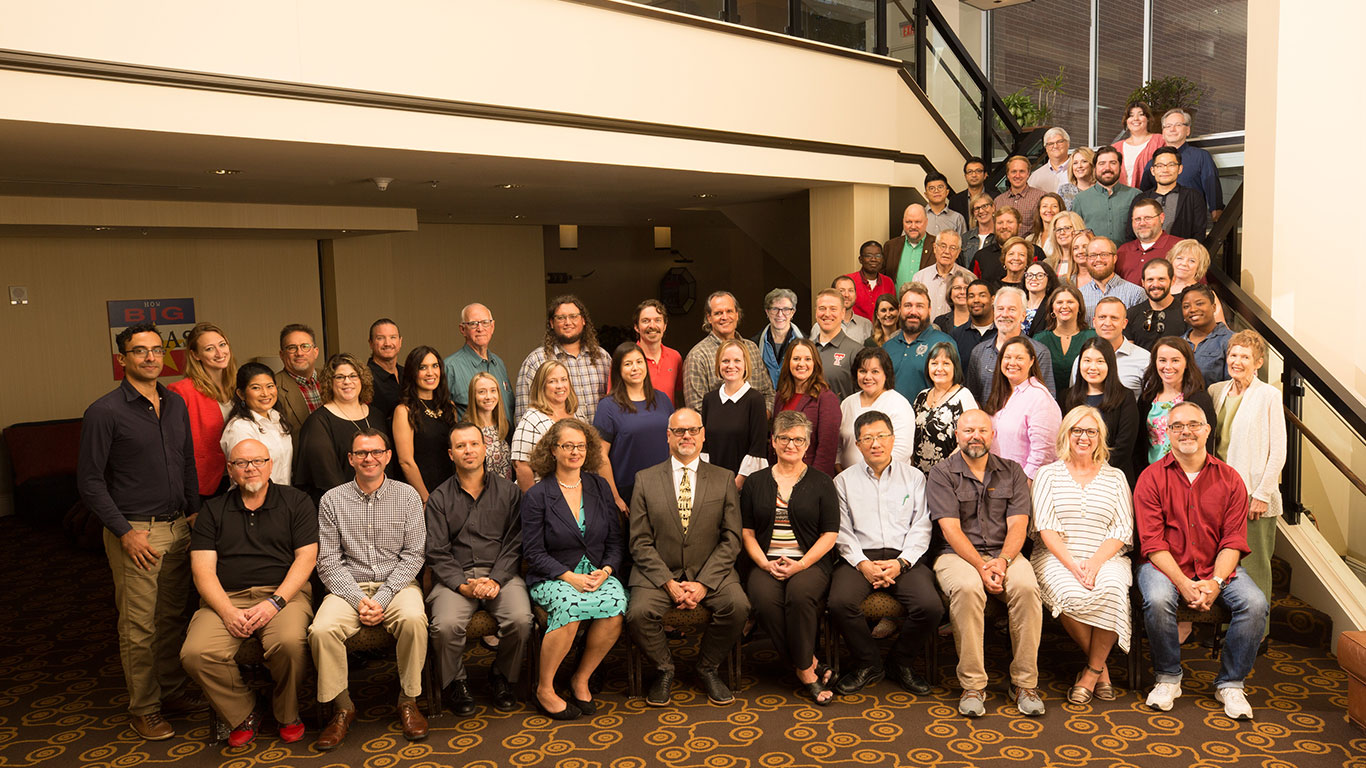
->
[883,203,937,288]
[444,302,514,418]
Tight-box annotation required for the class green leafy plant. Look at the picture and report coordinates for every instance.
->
[1127,75,1205,115]
[1003,66,1066,128]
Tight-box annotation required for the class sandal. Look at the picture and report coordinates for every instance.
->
[1067,665,1102,705]
[801,681,835,706]
[815,663,834,687]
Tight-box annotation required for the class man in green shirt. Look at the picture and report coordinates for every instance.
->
[882,203,935,290]
[1072,146,1140,245]
[444,302,514,418]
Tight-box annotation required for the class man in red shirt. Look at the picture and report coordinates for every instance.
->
[633,299,683,406]
[1134,401,1268,720]
[1116,198,1181,283]
[848,240,894,321]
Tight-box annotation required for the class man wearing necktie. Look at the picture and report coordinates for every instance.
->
[628,408,749,707]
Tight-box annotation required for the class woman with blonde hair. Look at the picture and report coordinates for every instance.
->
[512,359,581,491]
[468,371,514,481]
[169,321,239,499]
[1031,405,1133,703]
[700,339,769,489]
[1168,239,1211,296]
[1046,211,1085,279]
[1057,147,1096,209]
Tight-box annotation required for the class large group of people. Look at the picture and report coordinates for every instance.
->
[76,103,1284,753]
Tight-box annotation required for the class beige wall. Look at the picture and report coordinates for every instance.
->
[810,184,891,310]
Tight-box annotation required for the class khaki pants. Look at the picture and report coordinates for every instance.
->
[180,584,314,727]
[308,581,427,702]
[104,518,191,715]
[934,552,1042,691]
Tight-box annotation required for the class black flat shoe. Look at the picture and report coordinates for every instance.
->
[567,694,597,716]
[534,697,580,721]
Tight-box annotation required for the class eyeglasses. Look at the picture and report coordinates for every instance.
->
[668,426,703,437]
[229,458,271,469]
[774,435,809,447]
[767,306,795,316]
[461,319,494,329]
[552,313,582,323]
[972,203,994,212]
[1025,271,1047,280]
[1161,122,1189,129]
[1053,225,1074,234]
[934,242,961,252]
[965,167,986,175]
[1089,251,1118,258]
[123,346,166,359]
[1044,139,1068,148]
[1132,215,1160,223]
[856,433,893,446]
[349,449,390,459]
[333,373,361,381]
[1151,162,1180,170]
[556,442,587,453]
[1168,421,1207,434]
[282,343,316,353]
[1069,427,1099,438]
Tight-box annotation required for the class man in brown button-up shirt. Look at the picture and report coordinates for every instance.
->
[993,155,1046,232]
[926,409,1043,717]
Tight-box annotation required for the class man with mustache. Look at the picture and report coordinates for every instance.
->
[515,295,612,422]
[927,409,1042,718]
[1072,145,1141,245]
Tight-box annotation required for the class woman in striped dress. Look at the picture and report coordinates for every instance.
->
[1030,405,1133,705]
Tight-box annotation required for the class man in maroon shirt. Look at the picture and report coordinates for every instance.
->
[1134,401,1268,720]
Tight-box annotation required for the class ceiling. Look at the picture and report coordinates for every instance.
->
[0,120,827,229]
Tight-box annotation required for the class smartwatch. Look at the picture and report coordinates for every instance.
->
[268,594,287,611]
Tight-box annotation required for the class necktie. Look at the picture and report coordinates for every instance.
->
[678,467,692,534]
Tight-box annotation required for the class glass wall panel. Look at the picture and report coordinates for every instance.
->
[987,0,1092,147]
[924,20,985,159]
[801,0,876,52]
[1152,0,1247,135]
[632,0,726,21]
[1095,0,1144,145]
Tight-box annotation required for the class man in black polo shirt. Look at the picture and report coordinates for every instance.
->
[425,422,531,716]
[180,439,318,747]
[366,317,405,420]
[78,323,200,741]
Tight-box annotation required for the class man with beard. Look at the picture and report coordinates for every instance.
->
[683,291,775,412]
[1117,199,1183,284]
[366,318,405,420]
[180,439,318,747]
[445,303,515,419]
[965,288,1056,402]
[971,207,1044,285]
[1132,147,1209,240]
[1079,237,1145,323]
[515,295,612,422]
[1126,259,1187,350]
[1072,146,1140,245]
[993,156,1046,232]
[949,279,997,365]
[928,410,1042,718]
[883,282,954,403]
[846,240,895,321]
[883,204,937,288]
[633,299,683,405]
[1135,400,1266,719]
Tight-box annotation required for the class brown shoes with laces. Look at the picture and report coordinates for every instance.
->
[130,712,174,740]
[398,700,429,741]
[313,707,356,751]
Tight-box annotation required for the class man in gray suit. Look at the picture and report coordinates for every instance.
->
[627,408,749,707]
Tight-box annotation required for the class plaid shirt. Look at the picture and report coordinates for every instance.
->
[514,343,611,424]
[682,333,775,413]
[316,477,426,610]
[287,370,322,412]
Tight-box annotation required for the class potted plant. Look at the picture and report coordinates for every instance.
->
[1003,66,1066,129]
[1127,75,1205,116]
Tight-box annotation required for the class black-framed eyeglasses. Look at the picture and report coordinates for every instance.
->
[229,458,271,469]
[668,426,703,437]
[124,346,166,359]
[774,435,809,447]
[349,449,390,459]
[556,442,587,453]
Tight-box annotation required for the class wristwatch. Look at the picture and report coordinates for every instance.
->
[268,594,286,610]
[897,558,911,574]
[1212,576,1226,589]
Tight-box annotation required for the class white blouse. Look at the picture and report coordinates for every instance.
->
[220,409,293,485]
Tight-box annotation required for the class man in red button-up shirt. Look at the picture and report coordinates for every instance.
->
[1133,401,1267,720]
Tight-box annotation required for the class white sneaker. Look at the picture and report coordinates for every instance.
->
[1146,682,1182,711]
[1216,688,1253,720]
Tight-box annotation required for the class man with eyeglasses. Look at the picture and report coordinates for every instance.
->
[949,157,988,224]
[911,230,974,320]
[1028,127,1072,194]
[1134,400,1267,720]
[922,172,967,237]
[1126,258,1188,351]
[1132,146,1209,240]
[627,408,749,707]
[275,323,322,446]
[309,429,429,749]
[882,203,937,288]
[516,295,612,423]
[180,439,317,747]
[927,409,1042,718]
[1079,237,1146,323]
[683,291,774,412]
[1140,109,1223,222]
[993,155,1046,232]
[78,323,200,740]
[828,411,942,696]
[845,240,895,322]
[444,303,514,418]
[1117,198,1183,284]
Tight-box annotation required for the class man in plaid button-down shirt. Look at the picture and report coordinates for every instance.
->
[514,295,611,424]
[682,291,775,413]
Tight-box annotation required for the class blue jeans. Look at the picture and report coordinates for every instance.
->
[1138,563,1268,690]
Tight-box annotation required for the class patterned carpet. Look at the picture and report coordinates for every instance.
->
[2,517,1363,768]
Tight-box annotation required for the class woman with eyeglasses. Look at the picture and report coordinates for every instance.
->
[512,359,581,492]
[982,336,1061,480]
[1063,338,1138,486]
[741,410,840,705]
[1133,336,1216,479]
[1034,285,1097,394]
[468,371,514,481]
[521,418,626,720]
[933,273,972,333]
[838,347,914,471]
[1021,261,1061,336]
[168,322,239,500]
[220,361,292,485]
[910,342,978,473]
[392,345,457,502]
[1030,405,1133,705]
[1057,147,1096,210]
[774,339,841,476]
[962,193,997,269]
[700,340,770,490]
[1046,211,1082,271]
[294,352,386,504]
[594,342,673,513]
[868,293,901,348]
[753,288,803,389]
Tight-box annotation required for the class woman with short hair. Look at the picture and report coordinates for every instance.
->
[933,273,972,333]
[838,347,915,471]
[910,342,978,473]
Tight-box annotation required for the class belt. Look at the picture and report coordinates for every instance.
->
[124,512,183,523]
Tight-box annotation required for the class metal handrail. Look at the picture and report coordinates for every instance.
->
[1286,410,1366,498]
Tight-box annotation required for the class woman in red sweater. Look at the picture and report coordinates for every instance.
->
[772,339,841,476]
[168,322,238,500]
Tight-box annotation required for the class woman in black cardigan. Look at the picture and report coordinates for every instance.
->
[521,418,625,720]
[1063,337,1140,487]
[740,410,840,705]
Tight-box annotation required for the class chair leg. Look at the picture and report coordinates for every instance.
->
[924,631,937,687]
[825,618,841,678]
[1129,622,1144,692]
[626,634,641,698]
[205,704,226,746]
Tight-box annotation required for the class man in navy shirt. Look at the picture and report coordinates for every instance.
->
[1140,109,1223,221]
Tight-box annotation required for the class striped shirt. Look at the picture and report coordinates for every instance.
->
[316,477,426,610]
[514,343,611,424]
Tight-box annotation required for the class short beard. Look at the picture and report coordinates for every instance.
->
[241,480,267,494]
[555,331,582,346]
[901,315,926,336]
[963,442,989,459]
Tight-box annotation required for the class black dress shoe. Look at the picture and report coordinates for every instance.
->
[646,670,675,707]
[834,664,885,695]
[489,673,518,712]
[567,694,597,716]
[696,667,735,704]
[885,659,931,695]
[444,680,476,717]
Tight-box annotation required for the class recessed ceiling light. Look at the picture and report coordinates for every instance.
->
[207,169,242,175]
[91,226,114,231]
[693,193,714,199]
[512,214,526,219]
[496,184,522,190]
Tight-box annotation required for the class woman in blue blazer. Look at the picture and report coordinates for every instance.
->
[521,418,626,720]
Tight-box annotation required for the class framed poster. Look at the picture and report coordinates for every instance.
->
[107,298,196,380]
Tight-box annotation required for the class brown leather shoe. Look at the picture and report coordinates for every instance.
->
[313,708,356,751]
[397,700,428,741]
[130,712,175,740]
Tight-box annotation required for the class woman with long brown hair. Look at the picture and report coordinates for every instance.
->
[773,339,841,476]
[392,345,457,502]
[168,321,239,499]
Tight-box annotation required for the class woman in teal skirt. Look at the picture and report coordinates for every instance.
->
[521,418,626,720]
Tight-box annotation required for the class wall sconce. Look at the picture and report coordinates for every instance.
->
[654,226,672,250]
[559,225,579,250]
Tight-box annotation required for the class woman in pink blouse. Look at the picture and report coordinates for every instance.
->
[1111,100,1166,189]
[982,336,1061,479]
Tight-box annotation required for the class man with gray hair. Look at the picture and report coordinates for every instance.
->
[1140,108,1223,221]
[683,291,775,412]
[751,287,804,390]
[911,230,974,320]
[965,287,1056,403]
[1028,127,1071,193]
[883,203,937,288]
[444,302,514,418]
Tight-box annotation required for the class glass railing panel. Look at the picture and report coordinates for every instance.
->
[800,0,877,52]
[922,20,984,157]
[630,0,727,21]
[1296,381,1366,564]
